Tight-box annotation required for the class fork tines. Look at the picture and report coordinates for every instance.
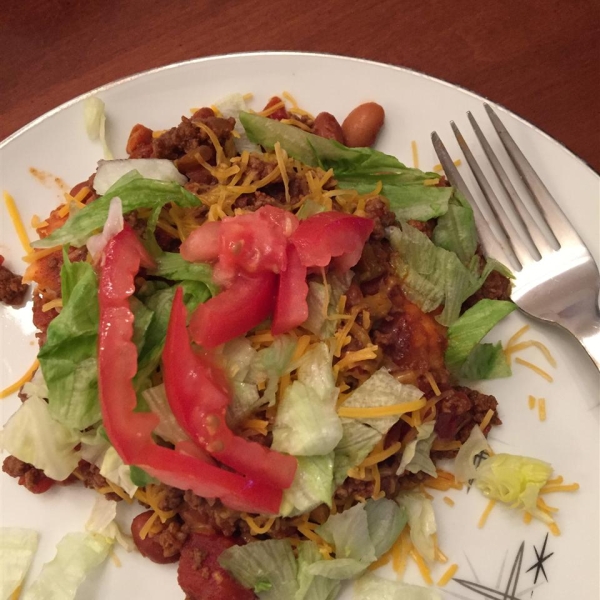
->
[431,104,585,273]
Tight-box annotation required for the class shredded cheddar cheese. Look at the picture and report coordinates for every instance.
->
[515,357,553,382]
[139,512,160,540]
[242,514,276,535]
[523,512,533,524]
[424,371,441,396]
[410,548,433,585]
[22,245,63,263]
[0,359,39,399]
[540,482,580,494]
[477,499,496,528]
[538,397,547,421]
[437,563,459,586]
[506,324,530,349]
[443,496,455,507]
[528,395,536,410]
[432,158,462,172]
[359,441,402,467]
[479,409,495,432]
[505,339,557,368]
[411,141,419,169]
[259,101,286,118]
[4,191,32,253]
[41,298,63,313]
[549,523,561,536]
[273,142,291,204]
[338,398,426,419]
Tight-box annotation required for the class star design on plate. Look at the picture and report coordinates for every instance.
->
[526,533,553,584]
[451,542,525,599]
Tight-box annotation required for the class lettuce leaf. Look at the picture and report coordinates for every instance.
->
[38,257,101,430]
[93,159,187,194]
[445,299,516,377]
[333,369,422,485]
[0,528,39,600]
[454,425,491,483]
[280,454,335,517]
[240,112,451,221]
[83,96,112,160]
[85,496,134,551]
[395,492,437,563]
[21,532,112,600]
[271,343,342,456]
[33,173,200,248]
[354,573,442,600]
[218,539,299,599]
[152,252,218,295]
[397,421,437,478]
[0,396,80,481]
[387,223,481,326]
[432,191,477,264]
[295,542,341,600]
[364,498,408,558]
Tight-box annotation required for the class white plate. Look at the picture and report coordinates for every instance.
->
[1,52,598,600]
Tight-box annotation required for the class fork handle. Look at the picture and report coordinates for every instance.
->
[556,296,600,371]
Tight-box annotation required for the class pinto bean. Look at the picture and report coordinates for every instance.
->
[342,102,385,147]
[313,112,345,143]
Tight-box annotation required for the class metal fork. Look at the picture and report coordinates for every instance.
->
[432,104,600,371]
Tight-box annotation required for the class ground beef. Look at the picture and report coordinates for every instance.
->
[364,197,397,240]
[156,484,185,512]
[434,386,501,451]
[2,456,55,493]
[0,257,28,306]
[154,518,189,559]
[463,269,512,309]
[76,460,121,502]
[334,477,374,503]
[180,493,242,538]
[153,115,235,161]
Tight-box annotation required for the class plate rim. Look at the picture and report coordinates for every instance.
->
[1,50,598,178]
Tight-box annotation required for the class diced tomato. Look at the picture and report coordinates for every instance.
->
[97,228,282,514]
[180,221,222,263]
[178,533,254,600]
[272,245,308,335]
[290,211,374,268]
[189,270,277,349]
[164,289,297,490]
[263,96,289,121]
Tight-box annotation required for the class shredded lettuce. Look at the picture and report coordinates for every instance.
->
[240,112,451,221]
[213,93,259,153]
[280,453,335,517]
[395,492,437,563]
[0,396,80,481]
[85,496,134,551]
[454,425,491,482]
[354,573,443,600]
[397,421,437,478]
[387,223,481,326]
[0,528,39,600]
[432,191,477,264]
[271,343,342,456]
[38,255,100,430]
[142,384,189,444]
[295,542,341,600]
[33,172,200,249]
[296,198,326,220]
[303,270,353,339]
[445,299,516,378]
[152,253,218,295]
[93,159,187,194]
[333,369,422,485]
[219,539,299,599]
[21,532,112,600]
[472,453,554,523]
[83,96,112,159]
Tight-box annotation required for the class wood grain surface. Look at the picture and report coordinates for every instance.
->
[1,0,598,171]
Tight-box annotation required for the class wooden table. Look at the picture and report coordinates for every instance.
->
[1,0,598,171]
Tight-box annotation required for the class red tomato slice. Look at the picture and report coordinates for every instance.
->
[290,211,373,268]
[189,270,277,348]
[272,245,309,335]
[180,221,221,263]
[98,228,282,514]
[163,289,297,490]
